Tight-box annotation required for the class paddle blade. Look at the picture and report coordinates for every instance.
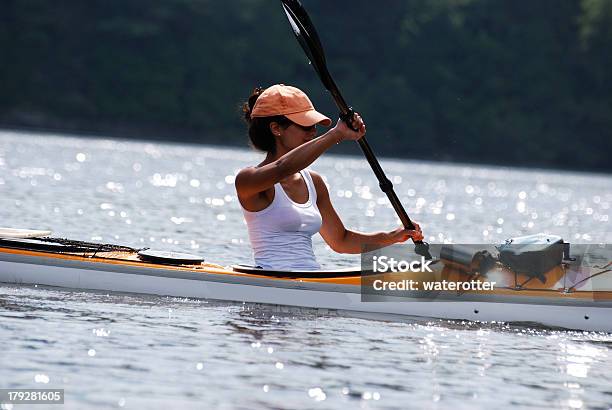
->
[414,241,433,260]
[280,0,333,90]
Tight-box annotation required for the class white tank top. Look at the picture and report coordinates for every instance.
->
[240,169,322,271]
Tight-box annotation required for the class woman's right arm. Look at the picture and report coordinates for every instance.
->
[235,118,364,199]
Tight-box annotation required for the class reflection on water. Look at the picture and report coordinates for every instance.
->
[1,130,612,409]
[557,341,610,409]
[560,342,605,378]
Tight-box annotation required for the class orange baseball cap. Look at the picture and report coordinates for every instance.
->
[250,84,332,127]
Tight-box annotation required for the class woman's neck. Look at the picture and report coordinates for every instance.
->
[262,146,288,165]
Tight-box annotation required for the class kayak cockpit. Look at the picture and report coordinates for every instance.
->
[231,264,364,278]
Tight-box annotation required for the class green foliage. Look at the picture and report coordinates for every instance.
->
[1,0,610,171]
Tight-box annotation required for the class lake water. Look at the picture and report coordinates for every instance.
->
[1,130,611,409]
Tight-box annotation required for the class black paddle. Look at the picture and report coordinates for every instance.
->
[280,0,432,259]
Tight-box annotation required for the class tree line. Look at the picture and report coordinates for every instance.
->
[1,0,610,171]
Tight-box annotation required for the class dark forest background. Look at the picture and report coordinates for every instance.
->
[1,0,611,171]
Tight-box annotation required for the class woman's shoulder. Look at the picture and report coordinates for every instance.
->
[234,166,254,186]
[234,162,266,185]
[305,169,329,195]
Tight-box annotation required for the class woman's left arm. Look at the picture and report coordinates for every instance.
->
[311,171,423,254]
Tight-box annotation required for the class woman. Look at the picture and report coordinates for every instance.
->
[235,84,423,271]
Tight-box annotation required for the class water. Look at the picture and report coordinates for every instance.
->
[1,130,611,409]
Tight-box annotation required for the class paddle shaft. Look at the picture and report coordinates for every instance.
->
[280,0,431,257]
[328,80,417,231]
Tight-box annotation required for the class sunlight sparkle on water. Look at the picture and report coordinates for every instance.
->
[308,387,326,401]
[93,328,110,337]
[362,391,381,400]
[34,374,50,384]
[567,398,583,409]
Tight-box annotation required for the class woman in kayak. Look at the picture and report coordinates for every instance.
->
[236,84,423,271]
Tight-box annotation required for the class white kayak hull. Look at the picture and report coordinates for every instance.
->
[1,254,610,332]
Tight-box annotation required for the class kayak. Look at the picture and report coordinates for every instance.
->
[0,231,611,332]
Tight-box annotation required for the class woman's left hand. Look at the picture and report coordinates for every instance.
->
[387,223,424,244]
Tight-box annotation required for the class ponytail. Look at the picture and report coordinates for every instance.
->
[242,87,290,154]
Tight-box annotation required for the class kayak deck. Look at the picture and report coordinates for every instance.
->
[1,242,611,296]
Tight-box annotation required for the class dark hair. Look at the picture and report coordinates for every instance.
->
[242,87,291,154]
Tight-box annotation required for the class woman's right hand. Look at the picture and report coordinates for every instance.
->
[333,112,366,142]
